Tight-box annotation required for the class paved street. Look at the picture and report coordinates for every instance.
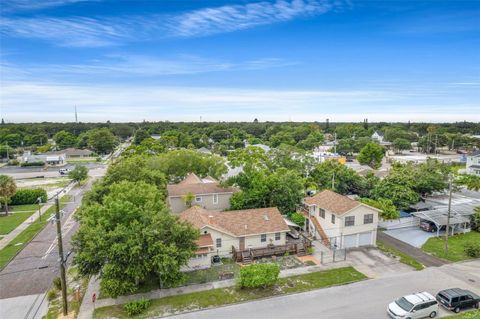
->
[0,167,106,300]
[0,163,104,180]
[168,260,480,319]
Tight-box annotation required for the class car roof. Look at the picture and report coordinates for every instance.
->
[405,292,435,304]
[439,288,480,299]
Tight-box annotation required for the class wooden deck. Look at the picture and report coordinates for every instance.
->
[232,239,311,263]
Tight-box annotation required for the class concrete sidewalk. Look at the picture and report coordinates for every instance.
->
[77,263,348,319]
[0,183,75,250]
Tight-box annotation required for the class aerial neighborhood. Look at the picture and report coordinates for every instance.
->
[1,120,479,319]
[1,1,479,319]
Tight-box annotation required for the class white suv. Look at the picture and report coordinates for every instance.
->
[388,292,439,319]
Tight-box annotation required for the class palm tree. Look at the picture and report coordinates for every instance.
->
[0,175,17,216]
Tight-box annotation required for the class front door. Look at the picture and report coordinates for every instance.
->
[239,237,245,251]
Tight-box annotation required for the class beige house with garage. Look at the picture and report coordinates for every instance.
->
[167,173,238,214]
[302,190,381,249]
[180,206,290,268]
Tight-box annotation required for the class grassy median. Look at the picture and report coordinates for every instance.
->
[377,240,425,270]
[94,266,367,319]
[0,195,72,271]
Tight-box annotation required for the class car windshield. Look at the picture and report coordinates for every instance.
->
[396,297,414,311]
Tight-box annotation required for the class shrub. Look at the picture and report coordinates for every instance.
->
[464,242,480,258]
[123,299,151,317]
[8,159,19,166]
[47,289,57,301]
[289,212,305,227]
[10,188,48,205]
[20,161,45,167]
[53,277,62,290]
[239,263,280,289]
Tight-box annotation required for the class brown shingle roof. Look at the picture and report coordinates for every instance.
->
[180,206,290,237]
[168,173,237,197]
[196,234,213,248]
[304,190,360,215]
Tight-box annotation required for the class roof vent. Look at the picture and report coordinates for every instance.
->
[264,215,269,221]
[244,224,248,230]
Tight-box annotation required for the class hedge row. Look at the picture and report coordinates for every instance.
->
[11,188,48,205]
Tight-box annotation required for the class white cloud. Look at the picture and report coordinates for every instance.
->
[164,0,334,37]
[2,0,92,12]
[1,81,478,123]
[0,0,341,47]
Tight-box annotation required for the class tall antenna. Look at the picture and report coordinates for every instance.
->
[75,105,78,123]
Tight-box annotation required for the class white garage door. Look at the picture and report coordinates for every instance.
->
[358,232,373,246]
[343,234,357,248]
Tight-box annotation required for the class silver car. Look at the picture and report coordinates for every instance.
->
[388,292,438,319]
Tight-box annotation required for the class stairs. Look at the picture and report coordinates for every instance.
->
[241,251,252,264]
[296,243,306,256]
[301,210,331,247]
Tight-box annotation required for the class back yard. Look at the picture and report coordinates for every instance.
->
[422,232,480,262]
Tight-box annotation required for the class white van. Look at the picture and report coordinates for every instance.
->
[388,292,438,319]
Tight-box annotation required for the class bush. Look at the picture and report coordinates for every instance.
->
[53,277,62,290]
[8,159,19,166]
[289,212,305,227]
[239,263,280,289]
[464,242,480,258]
[123,299,151,317]
[20,161,45,167]
[47,289,57,301]
[10,188,48,205]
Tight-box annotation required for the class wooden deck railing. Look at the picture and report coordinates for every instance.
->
[232,240,311,263]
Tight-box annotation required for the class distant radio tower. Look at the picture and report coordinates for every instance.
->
[75,106,78,123]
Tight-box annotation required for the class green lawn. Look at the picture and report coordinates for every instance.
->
[94,267,367,319]
[442,310,480,318]
[0,211,37,235]
[422,232,480,262]
[12,204,39,212]
[377,240,425,270]
[0,196,70,271]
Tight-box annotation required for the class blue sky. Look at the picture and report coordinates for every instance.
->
[0,0,479,122]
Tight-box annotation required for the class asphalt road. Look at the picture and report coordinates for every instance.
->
[168,260,480,319]
[0,167,106,299]
[0,163,105,179]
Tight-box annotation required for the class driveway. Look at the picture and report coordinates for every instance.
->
[347,247,413,278]
[168,260,480,319]
[384,226,437,247]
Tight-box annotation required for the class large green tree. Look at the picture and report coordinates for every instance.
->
[357,142,385,169]
[309,160,369,195]
[0,175,17,215]
[54,131,78,149]
[88,128,118,154]
[73,181,198,297]
[68,165,88,183]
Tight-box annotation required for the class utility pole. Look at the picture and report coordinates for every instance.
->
[54,197,68,316]
[334,132,337,154]
[444,174,453,255]
[332,172,335,190]
[37,197,42,221]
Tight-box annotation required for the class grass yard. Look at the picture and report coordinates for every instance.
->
[0,211,37,235]
[443,310,480,318]
[12,204,39,212]
[0,195,70,271]
[422,232,480,262]
[377,240,425,270]
[94,267,367,319]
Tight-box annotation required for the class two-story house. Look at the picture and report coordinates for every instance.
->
[302,190,381,249]
[167,173,238,214]
[180,206,290,268]
[466,150,480,176]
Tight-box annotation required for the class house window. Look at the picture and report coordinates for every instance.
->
[216,238,222,248]
[345,216,355,227]
[364,214,374,224]
[213,194,218,204]
[261,234,267,242]
[319,208,325,218]
[195,196,202,203]
[331,214,335,224]
[275,233,281,241]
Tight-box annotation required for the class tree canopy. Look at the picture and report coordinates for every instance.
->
[357,142,385,169]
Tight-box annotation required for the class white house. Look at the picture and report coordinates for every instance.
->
[371,131,385,143]
[302,190,381,249]
[466,150,480,176]
[180,206,290,268]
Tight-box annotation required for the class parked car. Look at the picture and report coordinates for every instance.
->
[436,288,480,313]
[388,292,438,319]
[59,168,71,175]
[419,221,445,233]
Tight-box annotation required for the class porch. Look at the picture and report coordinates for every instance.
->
[232,239,312,264]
